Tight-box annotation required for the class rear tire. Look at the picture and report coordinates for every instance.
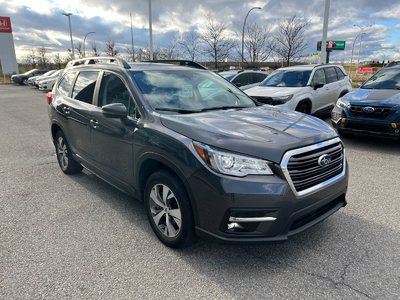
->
[22,78,28,86]
[55,131,83,174]
[144,170,194,248]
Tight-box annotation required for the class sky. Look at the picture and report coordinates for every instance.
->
[1,0,399,63]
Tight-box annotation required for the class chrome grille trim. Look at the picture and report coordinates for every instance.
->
[280,137,346,197]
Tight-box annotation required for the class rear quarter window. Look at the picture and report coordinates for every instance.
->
[57,72,77,97]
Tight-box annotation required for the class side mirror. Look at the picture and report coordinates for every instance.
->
[102,103,127,118]
[313,83,324,90]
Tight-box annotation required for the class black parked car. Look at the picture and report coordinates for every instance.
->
[332,65,400,138]
[11,69,48,85]
[48,57,348,248]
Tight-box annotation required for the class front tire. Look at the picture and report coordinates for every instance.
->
[55,131,83,174]
[144,170,194,248]
[295,102,311,114]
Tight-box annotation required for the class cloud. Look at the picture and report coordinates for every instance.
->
[0,0,399,62]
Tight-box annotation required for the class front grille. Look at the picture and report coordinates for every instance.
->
[349,105,394,119]
[286,142,344,192]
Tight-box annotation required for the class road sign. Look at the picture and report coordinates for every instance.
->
[317,40,346,51]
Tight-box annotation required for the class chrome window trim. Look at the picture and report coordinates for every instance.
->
[280,137,346,198]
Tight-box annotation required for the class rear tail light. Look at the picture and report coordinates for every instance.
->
[47,92,53,105]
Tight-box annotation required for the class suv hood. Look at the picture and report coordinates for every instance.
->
[343,89,400,105]
[160,106,337,163]
[245,86,305,97]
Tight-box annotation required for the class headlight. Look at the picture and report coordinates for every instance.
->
[193,142,273,177]
[272,94,293,103]
[336,98,350,109]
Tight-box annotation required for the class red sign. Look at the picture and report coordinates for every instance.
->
[358,67,377,73]
[0,16,12,33]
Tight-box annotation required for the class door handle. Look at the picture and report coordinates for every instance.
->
[90,119,100,128]
[63,106,71,114]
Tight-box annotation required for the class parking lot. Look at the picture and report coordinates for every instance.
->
[1,84,399,299]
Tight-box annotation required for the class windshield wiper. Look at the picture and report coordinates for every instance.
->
[155,105,252,114]
[155,108,200,114]
[198,105,252,112]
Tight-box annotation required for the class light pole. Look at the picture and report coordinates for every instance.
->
[83,31,95,57]
[352,24,371,76]
[241,6,261,69]
[148,0,153,60]
[62,12,75,59]
[349,31,364,77]
[320,0,330,64]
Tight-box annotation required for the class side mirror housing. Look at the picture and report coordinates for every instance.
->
[313,83,324,90]
[102,103,128,118]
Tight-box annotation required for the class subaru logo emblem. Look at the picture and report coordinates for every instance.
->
[318,154,332,167]
[363,106,375,113]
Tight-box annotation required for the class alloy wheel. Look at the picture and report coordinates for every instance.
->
[56,136,68,170]
[149,184,182,238]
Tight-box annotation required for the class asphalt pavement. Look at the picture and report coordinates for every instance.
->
[1,84,399,300]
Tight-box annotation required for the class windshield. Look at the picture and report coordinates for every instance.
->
[130,70,255,112]
[261,69,311,87]
[42,70,56,77]
[361,68,400,90]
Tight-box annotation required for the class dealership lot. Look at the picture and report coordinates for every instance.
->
[1,84,399,299]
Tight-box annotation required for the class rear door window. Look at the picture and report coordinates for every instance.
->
[324,67,338,84]
[72,71,99,104]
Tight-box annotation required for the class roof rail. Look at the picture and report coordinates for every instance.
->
[143,60,207,70]
[66,56,131,69]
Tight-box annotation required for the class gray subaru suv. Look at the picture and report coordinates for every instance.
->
[47,57,348,248]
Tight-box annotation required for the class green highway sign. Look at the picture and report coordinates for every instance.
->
[317,40,346,51]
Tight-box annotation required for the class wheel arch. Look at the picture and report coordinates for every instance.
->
[137,153,200,225]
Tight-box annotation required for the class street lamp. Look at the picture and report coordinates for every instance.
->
[62,12,75,59]
[148,0,153,60]
[349,31,365,77]
[241,6,262,69]
[83,32,95,57]
[351,24,372,77]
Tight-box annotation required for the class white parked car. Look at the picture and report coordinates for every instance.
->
[219,70,269,90]
[245,64,352,114]
[28,70,57,86]
[38,70,62,91]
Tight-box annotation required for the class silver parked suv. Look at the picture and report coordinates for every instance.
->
[245,64,352,114]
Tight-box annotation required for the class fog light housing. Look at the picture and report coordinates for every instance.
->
[391,123,397,129]
[341,118,347,124]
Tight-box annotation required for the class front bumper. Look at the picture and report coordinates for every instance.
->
[187,161,348,244]
[332,105,400,138]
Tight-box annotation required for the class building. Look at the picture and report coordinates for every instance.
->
[0,16,18,75]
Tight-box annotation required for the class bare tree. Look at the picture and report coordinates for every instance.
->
[91,43,100,57]
[66,48,74,62]
[126,47,135,62]
[36,46,48,68]
[136,47,150,61]
[23,50,37,67]
[155,39,180,60]
[244,22,274,67]
[178,31,201,61]
[273,15,309,66]
[199,17,236,69]
[53,53,63,69]
[75,42,84,58]
[104,40,119,57]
